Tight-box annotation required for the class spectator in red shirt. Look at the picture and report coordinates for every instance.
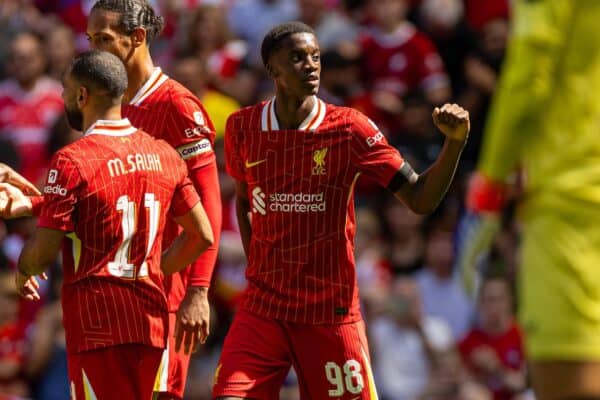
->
[459,274,527,400]
[353,0,450,137]
[0,32,63,185]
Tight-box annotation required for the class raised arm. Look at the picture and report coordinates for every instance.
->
[393,103,469,215]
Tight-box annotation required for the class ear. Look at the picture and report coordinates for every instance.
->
[131,27,147,48]
[77,86,90,108]
[265,62,278,79]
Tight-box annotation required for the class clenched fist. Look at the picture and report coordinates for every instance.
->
[432,103,470,143]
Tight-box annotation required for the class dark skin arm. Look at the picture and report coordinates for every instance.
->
[16,228,60,300]
[394,104,470,215]
[234,180,252,258]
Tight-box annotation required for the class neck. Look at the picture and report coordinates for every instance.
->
[17,78,37,92]
[82,105,124,133]
[380,20,403,34]
[123,51,155,104]
[273,92,315,130]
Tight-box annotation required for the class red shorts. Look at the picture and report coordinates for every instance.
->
[68,344,163,400]
[156,312,192,399]
[212,309,378,400]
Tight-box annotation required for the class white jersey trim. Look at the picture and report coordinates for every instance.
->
[260,96,326,131]
[129,67,169,106]
[84,118,137,137]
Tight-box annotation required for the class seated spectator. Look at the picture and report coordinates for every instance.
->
[298,0,358,51]
[352,0,450,137]
[180,3,257,105]
[416,219,474,339]
[0,32,63,184]
[459,274,527,400]
[0,269,29,398]
[370,277,454,400]
[170,57,240,140]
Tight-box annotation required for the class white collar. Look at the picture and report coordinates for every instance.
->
[260,96,326,131]
[84,118,137,137]
[128,67,169,106]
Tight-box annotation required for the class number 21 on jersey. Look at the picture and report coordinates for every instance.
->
[108,193,160,279]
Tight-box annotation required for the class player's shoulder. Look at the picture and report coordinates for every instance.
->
[226,102,264,129]
[163,78,202,106]
[325,104,372,130]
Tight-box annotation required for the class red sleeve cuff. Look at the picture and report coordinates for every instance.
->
[466,172,507,213]
[30,196,44,216]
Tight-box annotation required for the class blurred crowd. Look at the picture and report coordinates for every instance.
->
[0,0,530,399]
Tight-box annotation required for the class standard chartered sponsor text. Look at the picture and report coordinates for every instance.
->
[269,192,326,212]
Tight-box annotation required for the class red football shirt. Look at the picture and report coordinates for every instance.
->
[458,322,525,400]
[360,23,448,97]
[0,77,63,183]
[225,97,406,324]
[38,119,200,354]
[122,67,218,310]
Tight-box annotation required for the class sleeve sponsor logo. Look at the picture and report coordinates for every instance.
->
[366,131,384,147]
[48,169,58,184]
[177,138,212,160]
[184,111,211,138]
[43,184,67,196]
[193,111,205,125]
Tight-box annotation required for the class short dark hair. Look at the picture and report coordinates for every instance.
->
[91,0,165,44]
[70,50,128,102]
[260,21,316,67]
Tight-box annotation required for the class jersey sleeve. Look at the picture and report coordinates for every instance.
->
[477,0,570,180]
[167,92,217,171]
[169,158,201,217]
[351,111,406,187]
[37,152,82,232]
[224,113,246,181]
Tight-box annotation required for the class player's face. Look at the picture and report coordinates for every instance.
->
[61,72,84,131]
[87,9,135,64]
[268,33,321,98]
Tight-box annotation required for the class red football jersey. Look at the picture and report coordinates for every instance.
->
[458,322,525,400]
[122,67,218,310]
[0,77,63,183]
[38,119,200,354]
[360,23,448,97]
[225,97,405,324]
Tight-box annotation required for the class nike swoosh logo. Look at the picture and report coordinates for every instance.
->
[245,159,266,168]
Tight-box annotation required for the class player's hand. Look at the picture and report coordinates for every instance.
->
[15,270,48,301]
[432,103,470,143]
[0,163,40,195]
[0,183,33,219]
[174,287,210,355]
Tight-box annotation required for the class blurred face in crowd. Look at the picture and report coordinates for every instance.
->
[370,0,408,32]
[481,19,509,63]
[8,33,46,89]
[424,228,454,278]
[190,5,228,51]
[47,24,76,74]
[87,9,136,65]
[171,58,205,94]
[478,278,513,334]
[388,278,422,326]
[267,32,321,98]
[298,0,326,25]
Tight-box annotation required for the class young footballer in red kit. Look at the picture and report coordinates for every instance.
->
[83,1,222,397]
[12,50,213,400]
[215,22,470,399]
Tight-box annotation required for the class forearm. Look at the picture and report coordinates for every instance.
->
[235,197,252,258]
[398,139,464,214]
[161,232,207,275]
[185,162,222,287]
[17,230,60,276]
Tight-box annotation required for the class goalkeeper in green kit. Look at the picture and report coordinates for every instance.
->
[458,1,600,398]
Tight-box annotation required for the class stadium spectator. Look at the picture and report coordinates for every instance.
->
[459,275,526,400]
[0,32,63,184]
[370,276,454,400]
